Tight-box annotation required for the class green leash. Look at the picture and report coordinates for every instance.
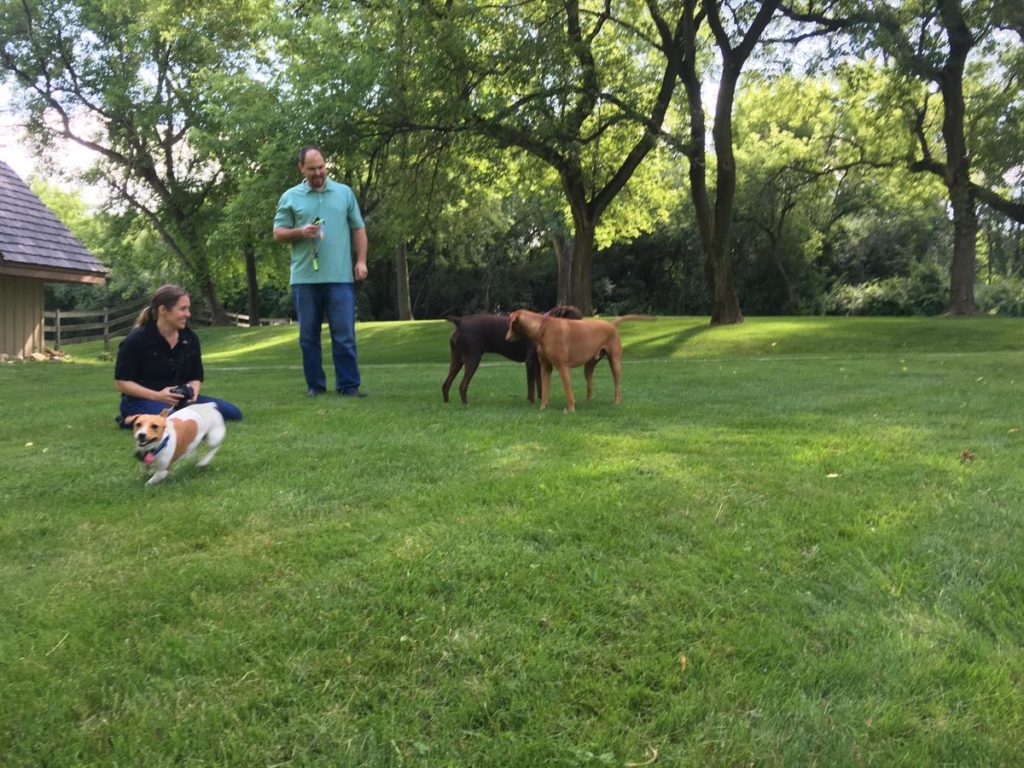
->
[312,217,325,271]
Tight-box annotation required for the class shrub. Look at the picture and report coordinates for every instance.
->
[824,277,912,315]
[906,263,948,315]
[825,264,947,316]
[977,277,1024,316]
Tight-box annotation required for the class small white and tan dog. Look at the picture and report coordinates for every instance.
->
[124,403,226,485]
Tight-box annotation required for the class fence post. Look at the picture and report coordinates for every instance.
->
[103,307,110,352]
[55,308,62,350]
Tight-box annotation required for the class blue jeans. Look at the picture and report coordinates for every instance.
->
[118,395,243,428]
[292,282,360,392]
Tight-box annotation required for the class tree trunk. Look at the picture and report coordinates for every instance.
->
[481,265,492,311]
[682,61,715,304]
[947,174,978,315]
[706,62,744,325]
[569,232,595,315]
[201,274,228,325]
[938,23,977,315]
[145,219,229,324]
[557,173,598,315]
[772,249,800,315]
[550,232,574,306]
[244,242,260,326]
[765,199,800,314]
[676,0,770,326]
[707,242,743,324]
[395,240,414,320]
[706,207,744,326]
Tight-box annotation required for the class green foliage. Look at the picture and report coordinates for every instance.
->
[31,180,165,309]
[1,0,277,311]
[825,278,910,316]
[977,276,1024,317]
[824,264,948,316]
[728,65,965,315]
[595,145,684,250]
[596,215,709,315]
[5,0,1024,321]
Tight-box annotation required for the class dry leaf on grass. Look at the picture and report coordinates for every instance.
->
[625,746,659,767]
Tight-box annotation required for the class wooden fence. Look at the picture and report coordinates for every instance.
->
[45,303,291,350]
[44,301,146,351]
[191,311,292,328]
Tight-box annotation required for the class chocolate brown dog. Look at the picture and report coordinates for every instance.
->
[442,306,582,404]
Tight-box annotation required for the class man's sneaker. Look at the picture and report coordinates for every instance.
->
[339,388,367,398]
[307,388,326,397]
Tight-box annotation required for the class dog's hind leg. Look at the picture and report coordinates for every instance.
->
[538,360,553,410]
[556,365,576,412]
[442,344,463,403]
[197,421,226,467]
[197,446,220,467]
[608,353,622,405]
[457,356,482,405]
[525,355,539,403]
[584,358,599,400]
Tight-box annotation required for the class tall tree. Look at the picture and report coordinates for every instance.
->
[0,0,272,322]
[782,0,1024,314]
[730,69,951,313]
[274,0,480,319]
[203,71,299,325]
[647,0,781,324]
[402,0,684,315]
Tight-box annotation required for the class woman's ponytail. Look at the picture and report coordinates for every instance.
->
[134,285,187,328]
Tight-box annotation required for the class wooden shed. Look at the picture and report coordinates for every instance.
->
[0,160,107,358]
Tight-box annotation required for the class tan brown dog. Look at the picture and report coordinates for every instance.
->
[505,309,653,412]
[123,403,226,485]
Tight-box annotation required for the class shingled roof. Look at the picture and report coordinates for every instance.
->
[0,160,107,283]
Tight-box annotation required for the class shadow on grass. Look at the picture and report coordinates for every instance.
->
[622,320,716,359]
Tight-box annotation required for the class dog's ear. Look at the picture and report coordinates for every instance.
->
[158,408,173,418]
[123,415,139,427]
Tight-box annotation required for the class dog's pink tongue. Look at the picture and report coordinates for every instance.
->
[143,453,155,464]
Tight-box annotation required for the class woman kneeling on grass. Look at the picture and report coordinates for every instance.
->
[114,284,242,427]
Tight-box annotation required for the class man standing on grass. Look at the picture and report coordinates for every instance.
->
[273,145,369,397]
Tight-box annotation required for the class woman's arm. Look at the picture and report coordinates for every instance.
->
[115,379,186,407]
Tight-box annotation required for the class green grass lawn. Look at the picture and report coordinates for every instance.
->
[2,316,1023,766]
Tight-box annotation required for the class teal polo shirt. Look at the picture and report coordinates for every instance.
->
[274,178,365,284]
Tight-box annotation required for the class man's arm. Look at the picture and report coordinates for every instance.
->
[273,223,321,243]
[352,227,368,281]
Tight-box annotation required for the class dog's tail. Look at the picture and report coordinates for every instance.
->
[611,314,657,327]
[445,315,463,326]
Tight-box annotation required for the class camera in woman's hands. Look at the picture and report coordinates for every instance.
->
[170,384,194,408]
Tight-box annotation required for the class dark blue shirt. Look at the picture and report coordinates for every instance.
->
[114,323,204,392]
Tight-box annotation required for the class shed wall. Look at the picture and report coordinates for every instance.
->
[0,275,44,357]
